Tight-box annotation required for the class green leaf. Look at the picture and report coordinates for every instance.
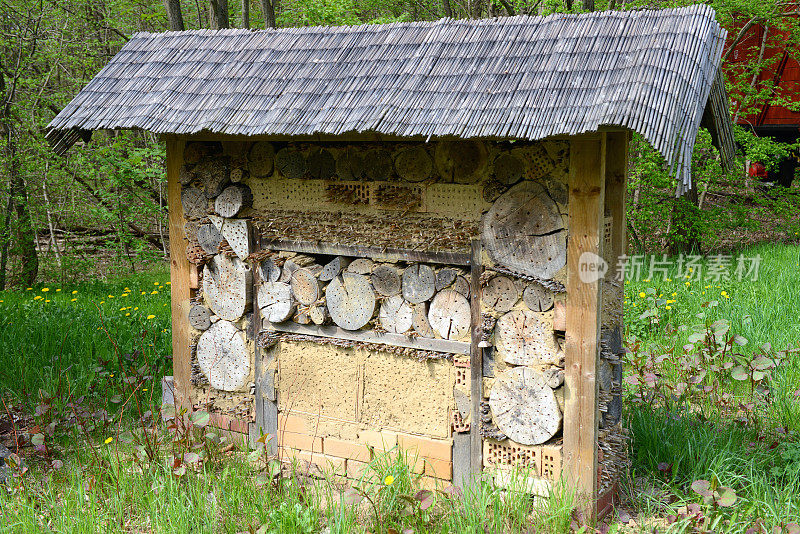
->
[730,366,749,381]
[714,486,737,507]
[691,479,712,498]
[190,410,210,427]
[31,433,45,447]
[733,334,748,346]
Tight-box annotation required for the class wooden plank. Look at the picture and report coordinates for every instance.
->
[469,239,483,475]
[264,321,470,355]
[261,239,471,266]
[252,232,278,453]
[604,131,628,278]
[564,134,606,517]
[166,137,192,412]
[452,432,472,488]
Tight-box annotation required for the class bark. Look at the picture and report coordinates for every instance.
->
[242,0,250,28]
[164,0,186,30]
[582,0,594,11]
[209,0,230,29]
[259,0,277,28]
[441,0,452,17]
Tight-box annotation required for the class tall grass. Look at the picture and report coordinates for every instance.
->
[624,243,800,354]
[0,267,172,402]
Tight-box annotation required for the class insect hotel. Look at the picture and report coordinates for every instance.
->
[47,5,734,515]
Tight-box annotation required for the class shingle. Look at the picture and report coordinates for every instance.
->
[46,6,734,193]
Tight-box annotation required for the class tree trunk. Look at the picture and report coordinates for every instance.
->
[441,0,452,17]
[582,0,594,11]
[242,0,250,28]
[209,0,230,29]
[259,0,277,28]
[164,0,186,30]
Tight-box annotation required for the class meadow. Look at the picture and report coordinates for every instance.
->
[0,243,798,533]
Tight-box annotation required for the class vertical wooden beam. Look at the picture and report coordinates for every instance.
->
[469,239,483,476]
[166,137,191,412]
[564,134,606,517]
[604,131,628,279]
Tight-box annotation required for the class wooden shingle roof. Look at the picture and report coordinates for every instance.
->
[47,5,734,193]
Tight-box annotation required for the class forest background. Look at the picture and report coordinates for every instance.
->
[0,0,798,288]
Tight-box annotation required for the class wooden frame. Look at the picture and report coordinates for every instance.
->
[167,138,192,411]
[563,133,606,517]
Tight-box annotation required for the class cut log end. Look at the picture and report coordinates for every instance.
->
[489,367,561,445]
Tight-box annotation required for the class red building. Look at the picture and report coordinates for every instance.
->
[725,8,800,185]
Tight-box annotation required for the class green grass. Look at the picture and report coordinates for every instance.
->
[627,406,800,531]
[3,245,800,532]
[0,266,173,402]
[623,243,800,354]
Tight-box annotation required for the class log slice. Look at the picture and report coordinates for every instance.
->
[489,367,561,445]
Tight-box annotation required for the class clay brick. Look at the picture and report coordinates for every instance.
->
[358,429,397,451]
[346,459,370,479]
[419,476,447,491]
[423,458,452,480]
[324,437,373,462]
[209,413,231,430]
[280,448,346,473]
[277,413,311,434]
[279,431,323,453]
[229,418,250,434]
[397,434,452,462]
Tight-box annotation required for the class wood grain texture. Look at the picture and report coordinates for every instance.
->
[489,367,562,445]
[564,134,606,516]
[604,131,628,279]
[167,138,192,411]
[469,239,483,476]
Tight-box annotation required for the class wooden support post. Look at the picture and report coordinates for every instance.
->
[564,134,606,517]
[604,131,628,278]
[252,233,278,453]
[469,239,483,476]
[167,137,191,412]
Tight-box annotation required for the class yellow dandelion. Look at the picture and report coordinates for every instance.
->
[665,278,672,282]
[684,281,690,286]
[141,291,146,295]
[26,287,32,291]
[41,288,49,292]
[671,292,677,297]
[45,300,50,303]
[100,301,105,304]
[163,303,168,307]
[72,290,78,295]
[638,292,646,298]
[384,475,394,486]
[104,437,113,444]
[147,315,156,320]
[166,282,171,285]
[665,306,672,310]
[120,307,126,311]
[151,290,158,295]
[143,388,148,392]
[108,295,115,299]
[134,307,139,310]
[71,298,77,302]
[55,288,61,292]
[121,293,129,297]
[34,296,42,300]
[154,282,159,286]
[125,313,130,317]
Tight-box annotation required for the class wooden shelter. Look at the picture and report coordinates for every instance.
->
[47,6,734,516]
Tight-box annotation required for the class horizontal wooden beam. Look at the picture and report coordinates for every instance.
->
[264,321,470,355]
[261,239,471,266]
